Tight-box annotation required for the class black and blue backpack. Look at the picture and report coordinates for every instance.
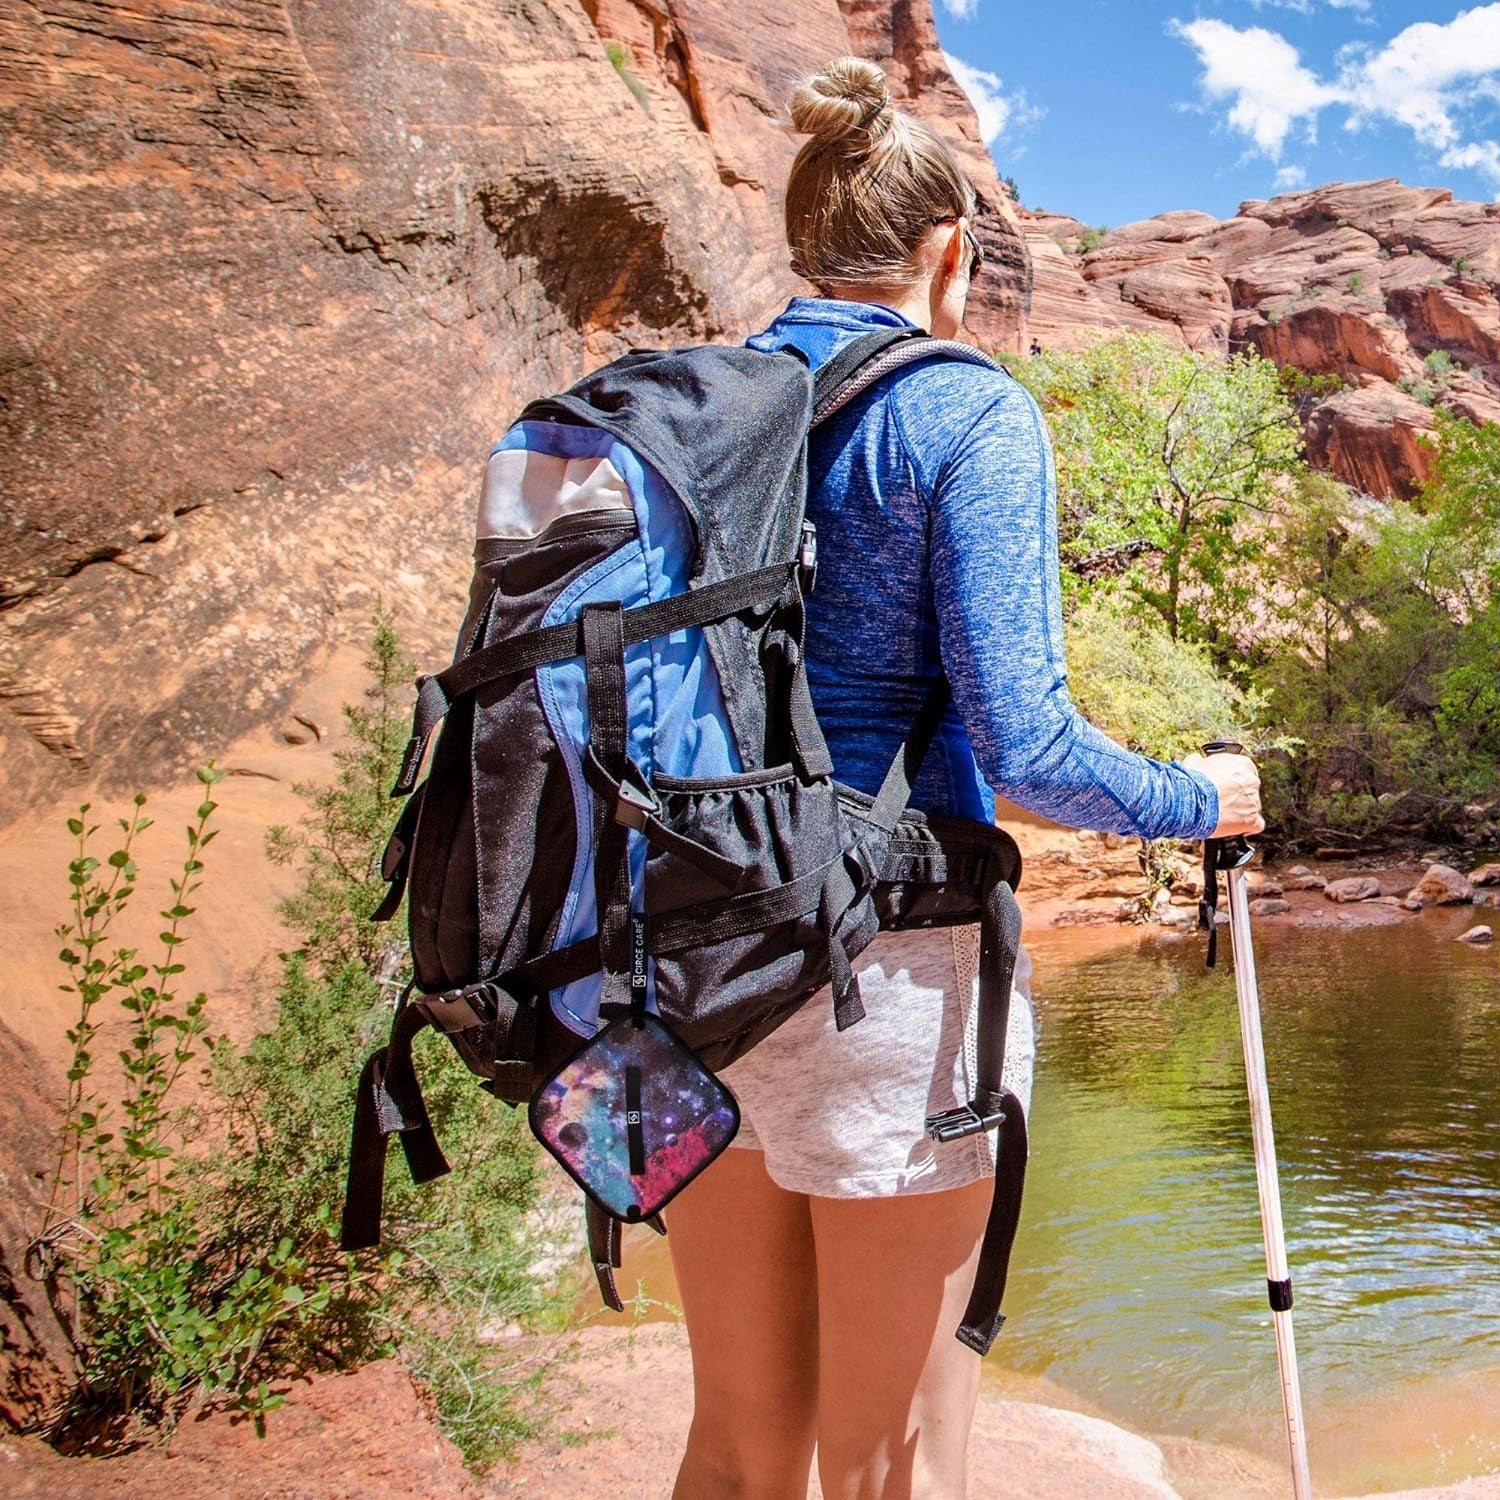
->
[341,328,1029,1354]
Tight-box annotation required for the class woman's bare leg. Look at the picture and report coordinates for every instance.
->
[667,1147,820,1499]
[809,1177,993,1500]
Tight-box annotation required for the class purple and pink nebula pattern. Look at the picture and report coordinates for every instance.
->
[530,1014,739,1219]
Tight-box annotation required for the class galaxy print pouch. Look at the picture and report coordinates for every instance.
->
[528,1012,740,1222]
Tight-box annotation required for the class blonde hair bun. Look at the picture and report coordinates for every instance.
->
[788,56,893,149]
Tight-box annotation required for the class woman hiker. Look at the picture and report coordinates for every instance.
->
[663,56,1264,1500]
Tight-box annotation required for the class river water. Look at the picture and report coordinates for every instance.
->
[596,904,1500,1494]
[1007,909,1500,1494]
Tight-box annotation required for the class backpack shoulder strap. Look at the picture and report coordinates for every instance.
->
[810,330,1002,429]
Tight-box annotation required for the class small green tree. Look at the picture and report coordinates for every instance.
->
[1014,331,1304,643]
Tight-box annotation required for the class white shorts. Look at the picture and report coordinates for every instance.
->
[718,924,1035,1198]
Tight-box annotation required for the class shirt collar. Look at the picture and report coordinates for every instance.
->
[772,296,920,332]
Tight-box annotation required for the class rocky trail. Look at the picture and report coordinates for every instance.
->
[5,1326,1499,1500]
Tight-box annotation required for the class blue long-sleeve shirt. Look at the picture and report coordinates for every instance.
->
[747,297,1218,841]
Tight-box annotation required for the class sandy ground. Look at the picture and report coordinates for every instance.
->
[5,1326,1496,1499]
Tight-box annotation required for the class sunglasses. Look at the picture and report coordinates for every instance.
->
[931,216,984,283]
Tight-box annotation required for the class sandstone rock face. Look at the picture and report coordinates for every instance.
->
[1404,863,1475,908]
[1304,385,1439,501]
[1018,178,1500,500]
[1325,875,1383,903]
[0,0,1025,821]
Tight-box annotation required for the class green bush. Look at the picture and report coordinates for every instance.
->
[1422,348,1457,379]
[604,40,651,111]
[1064,590,1260,761]
[30,769,332,1434]
[32,619,561,1467]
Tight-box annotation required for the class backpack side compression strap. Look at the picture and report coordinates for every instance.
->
[391,560,797,797]
[946,878,1027,1355]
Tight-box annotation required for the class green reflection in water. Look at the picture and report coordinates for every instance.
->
[1007,913,1500,1488]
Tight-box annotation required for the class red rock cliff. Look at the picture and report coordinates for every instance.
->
[0,0,1028,819]
[1019,178,1500,501]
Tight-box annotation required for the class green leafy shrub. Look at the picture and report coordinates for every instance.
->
[1422,348,1457,379]
[604,40,651,111]
[32,619,562,1467]
[1076,225,1108,254]
[1346,272,1364,295]
[1064,589,1260,761]
[30,769,330,1435]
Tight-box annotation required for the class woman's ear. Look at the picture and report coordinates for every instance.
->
[941,218,968,287]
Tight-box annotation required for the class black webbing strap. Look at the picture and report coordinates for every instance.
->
[340,1001,451,1251]
[924,875,1029,1354]
[821,866,865,1031]
[581,747,746,890]
[809,328,929,422]
[391,562,797,795]
[1199,841,1222,968]
[586,1198,626,1313]
[959,1077,1029,1354]
[583,604,637,1018]
[811,331,998,429]
[868,679,954,834]
[782,586,835,782]
[372,780,427,922]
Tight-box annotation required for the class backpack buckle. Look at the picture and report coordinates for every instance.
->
[613,765,660,832]
[925,1097,1007,1143]
[797,519,818,595]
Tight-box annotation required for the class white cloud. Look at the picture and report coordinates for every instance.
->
[1275,163,1310,188]
[1440,138,1500,184]
[1167,18,1342,157]
[943,51,1042,147]
[940,0,979,17]
[1171,5,1500,192]
[1247,0,1372,11]
[1341,7,1500,150]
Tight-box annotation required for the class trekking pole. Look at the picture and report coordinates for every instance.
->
[1199,741,1313,1500]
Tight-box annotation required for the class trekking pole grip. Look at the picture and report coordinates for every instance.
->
[1198,740,1254,967]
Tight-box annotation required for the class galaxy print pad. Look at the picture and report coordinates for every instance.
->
[529,1012,739,1221]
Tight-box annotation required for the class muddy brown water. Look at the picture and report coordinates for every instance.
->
[589,906,1500,1496]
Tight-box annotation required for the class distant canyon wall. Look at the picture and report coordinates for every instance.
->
[1022,178,1500,501]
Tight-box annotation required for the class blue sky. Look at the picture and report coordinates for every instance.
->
[934,2,1500,227]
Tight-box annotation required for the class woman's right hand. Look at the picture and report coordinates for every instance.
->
[1181,751,1265,838]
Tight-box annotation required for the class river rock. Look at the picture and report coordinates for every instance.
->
[1470,863,1500,886]
[1456,925,1494,944]
[1247,874,1285,897]
[1324,876,1382,903]
[1249,898,1292,916]
[1403,863,1475,909]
